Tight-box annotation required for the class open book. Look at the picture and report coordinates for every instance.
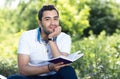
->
[48,51,84,64]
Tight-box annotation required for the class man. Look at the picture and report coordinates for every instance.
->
[8,5,78,79]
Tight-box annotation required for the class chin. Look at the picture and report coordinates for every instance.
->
[49,30,54,33]
[49,31,53,34]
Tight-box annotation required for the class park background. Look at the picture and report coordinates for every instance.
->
[0,0,120,79]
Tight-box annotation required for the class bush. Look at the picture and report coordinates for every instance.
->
[72,31,120,79]
[0,32,22,77]
[0,58,18,77]
[1,31,120,79]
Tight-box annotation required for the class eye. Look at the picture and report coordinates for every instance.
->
[54,18,58,20]
[45,18,49,21]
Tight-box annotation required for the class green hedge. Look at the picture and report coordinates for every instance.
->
[0,58,18,77]
[72,31,120,79]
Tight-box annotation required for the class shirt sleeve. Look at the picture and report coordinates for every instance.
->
[57,33,71,54]
[18,32,30,55]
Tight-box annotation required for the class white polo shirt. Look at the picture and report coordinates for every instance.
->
[18,28,71,76]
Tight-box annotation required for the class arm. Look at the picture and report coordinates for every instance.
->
[18,54,49,76]
[49,41,69,57]
[18,54,67,75]
[48,26,70,57]
[18,32,50,76]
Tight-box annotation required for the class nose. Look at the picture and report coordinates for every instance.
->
[50,19,55,25]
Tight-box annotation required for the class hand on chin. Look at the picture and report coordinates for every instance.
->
[48,26,61,38]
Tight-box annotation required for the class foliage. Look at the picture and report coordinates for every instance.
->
[0,0,120,79]
[1,0,120,37]
[56,0,90,36]
[0,8,16,34]
[0,58,18,77]
[72,31,120,79]
[0,0,90,37]
[1,31,120,79]
[84,0,120,36]
[0,31,22,77]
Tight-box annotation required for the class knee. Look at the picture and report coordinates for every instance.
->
[59,66,75,73]
[62,66,74,71]
[57,66,78,79]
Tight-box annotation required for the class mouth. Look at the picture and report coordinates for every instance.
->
[49,25,56,31]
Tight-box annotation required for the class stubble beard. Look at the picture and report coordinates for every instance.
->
[42,24,52,35]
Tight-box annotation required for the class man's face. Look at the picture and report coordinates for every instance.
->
[40,10,59,35]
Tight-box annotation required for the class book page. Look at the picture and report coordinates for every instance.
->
[67,51,81,60]
[73,53,84,61]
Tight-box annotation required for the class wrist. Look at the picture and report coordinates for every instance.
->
[48,64,54,71]
[48,37,54,41]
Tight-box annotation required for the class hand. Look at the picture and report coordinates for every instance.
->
[61,53,69,57]
[48,26,61,38]
[48,62,67,72]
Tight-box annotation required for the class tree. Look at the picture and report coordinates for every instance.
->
[84,0,120,36]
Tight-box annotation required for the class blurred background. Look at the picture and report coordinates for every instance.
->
[0,0,120,79]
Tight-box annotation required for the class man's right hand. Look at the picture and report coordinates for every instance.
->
[48,62,67,72]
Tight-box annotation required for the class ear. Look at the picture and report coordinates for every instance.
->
[38,20,42,27]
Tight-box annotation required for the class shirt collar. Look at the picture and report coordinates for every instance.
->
[37,27,41,43]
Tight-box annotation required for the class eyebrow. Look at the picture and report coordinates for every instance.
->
[44,16,59,19]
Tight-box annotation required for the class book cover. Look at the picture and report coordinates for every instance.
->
[48,51,84,64]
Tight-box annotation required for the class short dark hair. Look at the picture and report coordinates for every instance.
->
[38,5,59,21]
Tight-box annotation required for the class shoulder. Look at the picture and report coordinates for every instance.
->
[58,32,71,37]
[57,32,71,40]
[20,28,38,38]
[22,28,38,35]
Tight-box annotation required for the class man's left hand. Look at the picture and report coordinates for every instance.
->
[48,26,61,38]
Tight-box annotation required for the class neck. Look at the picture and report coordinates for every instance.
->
[41,30,48,41]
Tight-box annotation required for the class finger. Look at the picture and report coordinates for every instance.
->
[55,64,67,71]
[61,53,69,56]
[55,62,67,68]
[55,62,64,65]
[55,27,61,35]
[48,26,61,38]
[56,26,61,32]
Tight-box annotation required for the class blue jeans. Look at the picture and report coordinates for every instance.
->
[7,66,78,79]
